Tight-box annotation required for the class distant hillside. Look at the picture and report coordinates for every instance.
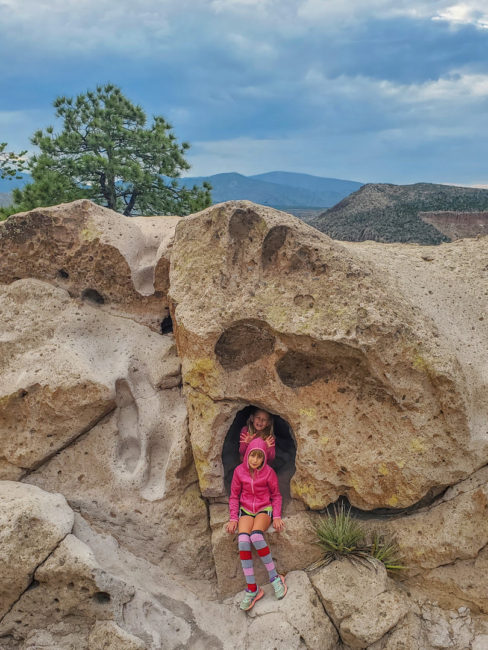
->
[310,183,488,244]
[179,172,362,209]
[0,171,362,214]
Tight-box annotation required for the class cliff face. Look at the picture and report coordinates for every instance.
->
[1,199,488,649]
[420,210,488,240]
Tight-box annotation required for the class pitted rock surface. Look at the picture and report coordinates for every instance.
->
[169,201,488,513]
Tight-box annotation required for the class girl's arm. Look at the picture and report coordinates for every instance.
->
[264,435,276,463]
[239,426,254,459]
[268,469,283,527]
[228,470,242,523]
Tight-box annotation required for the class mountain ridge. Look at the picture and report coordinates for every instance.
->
[311,182,488,244]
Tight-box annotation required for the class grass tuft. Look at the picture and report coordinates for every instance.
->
[306,502,406,574]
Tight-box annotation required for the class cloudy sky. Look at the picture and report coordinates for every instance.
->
[1,0,488,185]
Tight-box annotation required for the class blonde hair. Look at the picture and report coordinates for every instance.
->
[247,409,274,440]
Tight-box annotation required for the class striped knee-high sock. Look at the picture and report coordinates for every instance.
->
[250,530,278,582]
[238,532,257,593]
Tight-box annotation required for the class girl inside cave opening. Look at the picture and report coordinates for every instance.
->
[226,438,287,611]
[239,408,276,463]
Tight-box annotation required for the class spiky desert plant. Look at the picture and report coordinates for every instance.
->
[306,502,368,571]
[369,533,407,573]
[306,503,407,574]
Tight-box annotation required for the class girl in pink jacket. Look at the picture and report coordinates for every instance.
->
[226,437,287,611]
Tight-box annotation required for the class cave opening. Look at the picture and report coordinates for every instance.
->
[222,405,296,502]
[160,314,173,334]
[81,288,105,304]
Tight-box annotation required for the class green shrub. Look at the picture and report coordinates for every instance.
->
[306,502,406,573]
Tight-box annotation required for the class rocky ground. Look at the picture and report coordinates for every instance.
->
[0,199,487,648]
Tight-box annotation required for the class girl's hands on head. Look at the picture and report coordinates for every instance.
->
[265,435,275,448]
[244,432,256,444]
[273,517,285,532]
[226,520,238,534]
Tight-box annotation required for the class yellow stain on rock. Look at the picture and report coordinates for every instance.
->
[378,462,389,476]
[299,407,317,419]
[184,357,219,393]
[80,224,101,242]
[320,435,329,446]
[410,437,426,453]
[397,460,406,469]
[291,479,324,509]
[387,495,399,507]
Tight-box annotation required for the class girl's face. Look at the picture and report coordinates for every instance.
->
[252,410,271,432]
[248,450,265,470]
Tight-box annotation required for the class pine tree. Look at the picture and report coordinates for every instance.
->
[5,84,211,217]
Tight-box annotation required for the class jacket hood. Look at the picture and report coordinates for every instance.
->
[244,437,269,472]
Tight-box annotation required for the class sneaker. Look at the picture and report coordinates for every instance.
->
[239,587,264,611]
[271,575,287,600]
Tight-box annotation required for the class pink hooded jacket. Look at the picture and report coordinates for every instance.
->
[229,437,282,522]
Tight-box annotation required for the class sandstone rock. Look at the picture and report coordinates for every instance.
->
[0,481,74,618]
[169,201,488,515]
[0,533,134,647]
[74,514,247,650]
[366,467,488,574]
[210,502,322,595]
[247,613,304,649]
[419,603,475,650]
[339,590,409,648]
[247,571,339,650]
[310,558,390,624]
[88,621,146,650]
[0,279,180,478]
[406,545,488,615]
[25,399,212,578]
[0,200,180,330]
[310,558,412,648]
[472,635,488,650]
[367,611,425,650]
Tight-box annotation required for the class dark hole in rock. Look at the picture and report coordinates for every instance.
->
[81,288,105,305]
[323,486,450,520]
[222,405,296,502]
[215,320,275,370]
[276,351,328,388]
[26,580,40,591]
[93,591,111,604]
[57,269,69,279]
[228,208,263,241]
[160,315,173,334]
[261,225,289,269]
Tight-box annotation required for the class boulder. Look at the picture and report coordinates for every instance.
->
[169,201,488,514]
[0,279,181,478]
[0,200,180,330]
[246,571,339,650]
[25,397,212,578]
[0,533,134,647]
[0,481,74,618]
[366,466,488,574]
[310,558,409,648]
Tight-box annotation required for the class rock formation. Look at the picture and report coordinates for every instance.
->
[420,211,488,240]
[1,198,488,648]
